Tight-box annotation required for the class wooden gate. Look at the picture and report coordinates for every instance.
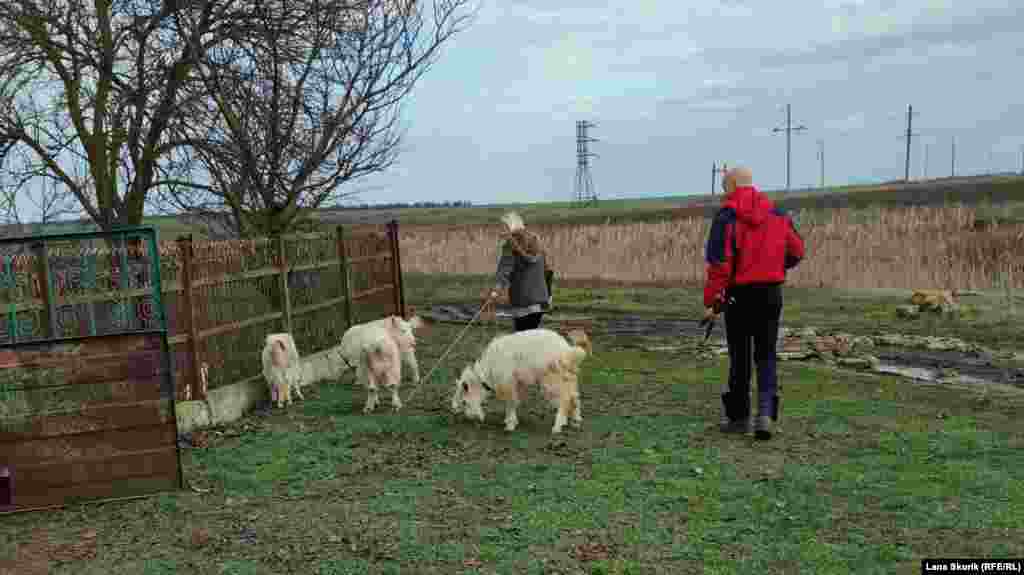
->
[0,227,181,514]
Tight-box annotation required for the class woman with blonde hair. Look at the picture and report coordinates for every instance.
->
[488,211,553,331]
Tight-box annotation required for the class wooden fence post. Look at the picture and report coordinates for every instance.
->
[33,240,56,338]
[177,235,202,401]
[387,219,406,318]
[276,235,293,333]
[336,225,353,329]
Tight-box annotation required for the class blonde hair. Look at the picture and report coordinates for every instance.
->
[722,166,753,195]
[500,211,525,233]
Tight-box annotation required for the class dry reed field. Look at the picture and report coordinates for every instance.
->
[399,205,1024,290]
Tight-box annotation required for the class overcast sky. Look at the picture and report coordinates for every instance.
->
[352,0,1024,205]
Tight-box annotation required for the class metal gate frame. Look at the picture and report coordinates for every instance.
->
[0,226,182,514]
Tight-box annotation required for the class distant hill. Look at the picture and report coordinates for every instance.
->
[2,173,1021,239]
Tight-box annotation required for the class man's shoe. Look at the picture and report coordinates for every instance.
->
[720,415,751,434]
[754,415,773,440]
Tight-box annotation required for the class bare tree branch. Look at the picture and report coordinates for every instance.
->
[154,0,478,237]
[0,0,275,231]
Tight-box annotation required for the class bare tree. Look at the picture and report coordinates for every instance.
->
[0,140,83,237]
[0,0,269,231]
[152,0,477,237]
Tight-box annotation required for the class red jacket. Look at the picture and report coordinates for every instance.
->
[703,185,805,308]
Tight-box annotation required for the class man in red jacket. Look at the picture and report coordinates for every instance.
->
[703,166,805,440]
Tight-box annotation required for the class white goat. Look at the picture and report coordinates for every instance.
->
[451,328,591,434]
[338,314,426,413]
[261,333,305,408]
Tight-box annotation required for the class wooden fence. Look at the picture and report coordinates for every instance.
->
[164,222,405,401]
[0,221,405,403]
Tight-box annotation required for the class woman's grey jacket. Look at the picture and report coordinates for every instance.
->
[494,239,551,318]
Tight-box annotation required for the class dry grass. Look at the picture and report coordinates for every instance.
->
[399,205,1024,290]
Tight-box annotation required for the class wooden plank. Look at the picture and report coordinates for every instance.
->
[12,255,370,315]
[178,235,202,401]
[347,253,392,265]
[13,446,178,490]
[351,284,394,302]
[338,225,353,329]
[195,310,282,341]
[189,266,281,290]
[35,241,57,338]
[290,259,340,273]
[291,295,348,319]
[387,221,403,318]
[8,465,179,511]
[1,423,177,467]
[1,333,161,369]
[0,399,171,443]
[391,220,406,318]
[5,350,164,390]
[276,236,293,333]
[2,377,165,424]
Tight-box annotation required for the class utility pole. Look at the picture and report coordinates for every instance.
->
[772,104,807,191]
[817,139,824,188]
[574,120,598,203]
[1020,145,1023,175]
[923,142,930,179]
[712,162,728,196]
[951,137,956,177]
[903,104,919,182]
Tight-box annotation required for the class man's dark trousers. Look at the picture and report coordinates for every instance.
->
[722,283,783,422]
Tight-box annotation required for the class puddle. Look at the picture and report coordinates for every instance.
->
[874,364,937,381]
[425,304,1024,389]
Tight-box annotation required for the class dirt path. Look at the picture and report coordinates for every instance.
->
[425,303,1024,388]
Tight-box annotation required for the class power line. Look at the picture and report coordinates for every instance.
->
[772,104,807,191]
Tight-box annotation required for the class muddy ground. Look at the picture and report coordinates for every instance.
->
[426,303,1024,388]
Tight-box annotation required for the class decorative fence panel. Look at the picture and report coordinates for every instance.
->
[0,227,180,514]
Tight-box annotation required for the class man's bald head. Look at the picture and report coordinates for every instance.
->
[722,166,753,196]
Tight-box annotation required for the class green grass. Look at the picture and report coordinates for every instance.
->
[2,316,1022,574]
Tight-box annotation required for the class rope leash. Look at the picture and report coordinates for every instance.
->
[402,298,494,406]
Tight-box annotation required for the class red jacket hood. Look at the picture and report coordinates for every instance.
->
[722,185,774,227]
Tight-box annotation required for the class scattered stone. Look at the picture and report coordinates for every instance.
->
[779,335,806,354]
[239,527,258,545]
[896,304,920,319]
[190,528,210,548]
[778,351,816,361]
[813,335,834,355]
[573,542,613,562]
[911,289,957,309]
[851,336,875,350]
[796,327,817,339]
[836,356,880,370]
